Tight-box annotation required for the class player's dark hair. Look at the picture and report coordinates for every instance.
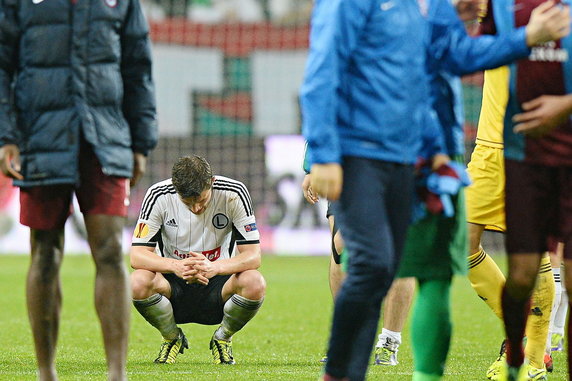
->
[171,155,213,198]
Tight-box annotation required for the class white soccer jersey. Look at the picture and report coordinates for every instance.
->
[132,175,260,261]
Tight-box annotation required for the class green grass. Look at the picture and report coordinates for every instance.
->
[0,255,567,380]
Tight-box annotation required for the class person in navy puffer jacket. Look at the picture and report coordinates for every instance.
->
[0,1,157,380]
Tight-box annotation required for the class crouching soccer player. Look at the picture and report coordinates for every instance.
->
[130,155,266,364]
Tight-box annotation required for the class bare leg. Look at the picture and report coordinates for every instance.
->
[502,253,542,368]
[27,229,65,381]
[328,215,346,298]
[382,277,415,332]
[329,256,345,298]
[374,277,415,365]
[505,253,542,300]
[85,215,129,381]
[468,222,485,256]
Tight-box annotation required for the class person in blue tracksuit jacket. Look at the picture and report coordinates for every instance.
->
[300,0,569,379]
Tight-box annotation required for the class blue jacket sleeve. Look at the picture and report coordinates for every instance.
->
[429,0,529,76]
[121,0,158,156]
[0,0,19,146]
[299,0,369,165]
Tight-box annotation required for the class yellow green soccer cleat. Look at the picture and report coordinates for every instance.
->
[487,340,507,380]
[373,336,399,366]
[154,328,189,364]
[496,364,521,381]
[550,333,564,352]
[521,364,548,381]
[210,335,236,365]
[495,362,547,381]
[374,346,399,366]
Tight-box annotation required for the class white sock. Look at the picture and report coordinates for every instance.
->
[377,328,401,347]
[547,267,562,351]
[554,284,568,336]
[133,294,179,340]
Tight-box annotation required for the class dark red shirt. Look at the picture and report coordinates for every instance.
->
[482,0,572,166]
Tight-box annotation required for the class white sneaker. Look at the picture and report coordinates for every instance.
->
[374,336,399,366]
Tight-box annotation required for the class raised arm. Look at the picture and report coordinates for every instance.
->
[430,0,569,75]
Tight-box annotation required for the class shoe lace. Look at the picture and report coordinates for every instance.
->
[167,339,182,363]
[377,347,394,363]
[213,339,233,363]
[156,339,177,362]
[498,339,507,358]
[382,337,399,352]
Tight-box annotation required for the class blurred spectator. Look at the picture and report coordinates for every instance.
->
[141,0,167,20]
[188,0,264,23]
[267,0,312,26]
[141,0,312,25]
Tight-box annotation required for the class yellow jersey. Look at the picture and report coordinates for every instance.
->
[475,66,509,149]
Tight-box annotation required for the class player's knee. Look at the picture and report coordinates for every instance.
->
[130,270,156,299]
[30,249,62,275]
[506,270,537,296]
[236,270,266,300]
[30,232,64,274]
[92,238,124,269]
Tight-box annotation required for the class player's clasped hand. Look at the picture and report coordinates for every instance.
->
[182,251,219,285]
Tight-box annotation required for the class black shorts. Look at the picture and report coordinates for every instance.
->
[505,159,572,259]
[164,273,231,325]
[326,201,337,219]
[326,202,342,264]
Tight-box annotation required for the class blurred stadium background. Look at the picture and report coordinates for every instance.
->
[0,0,505,256]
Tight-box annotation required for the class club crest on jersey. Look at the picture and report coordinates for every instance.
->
[244,223,257,232]
[134,223,149,238]
[104,0,117,7]
[212,213,229,229]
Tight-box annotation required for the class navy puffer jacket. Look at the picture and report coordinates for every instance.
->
[0,0,158,186]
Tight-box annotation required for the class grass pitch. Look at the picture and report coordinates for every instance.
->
[0,255,567,380]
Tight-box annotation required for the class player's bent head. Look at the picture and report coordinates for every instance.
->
[172,155,214,198]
